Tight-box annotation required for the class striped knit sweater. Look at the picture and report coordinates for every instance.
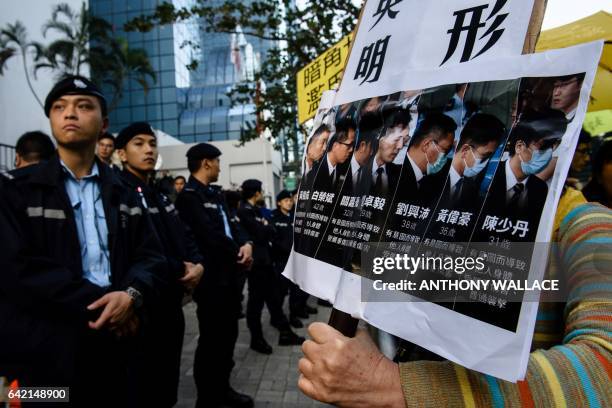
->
[399,193,612,407]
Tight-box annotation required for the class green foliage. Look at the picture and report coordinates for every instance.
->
[125,0,360,146]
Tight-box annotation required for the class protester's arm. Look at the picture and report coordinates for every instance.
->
[397,203,611,406]
[300,204,612,407]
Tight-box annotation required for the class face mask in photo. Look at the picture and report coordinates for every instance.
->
[426,141,447,175]
[520,147,553,175]
[463,147,489,178]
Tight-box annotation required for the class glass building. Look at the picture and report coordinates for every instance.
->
[89,0,275,143]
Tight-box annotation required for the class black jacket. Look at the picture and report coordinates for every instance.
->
[0,155,166,384]
[175,176,249,290]
[270,208,293,266]
[237,200,275,267]
[120,170,203,301]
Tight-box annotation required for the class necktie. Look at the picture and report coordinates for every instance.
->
[330,169,336,188]
[508,183,524,209]
[374,167,384,195]
[452,178,463,203]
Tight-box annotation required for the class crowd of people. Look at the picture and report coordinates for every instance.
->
[0,75,322,408]
[1,72,611,408]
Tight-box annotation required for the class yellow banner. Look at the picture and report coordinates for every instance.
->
[296,34,352,124]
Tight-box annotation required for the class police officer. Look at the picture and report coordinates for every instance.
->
[0,75,166,407]
[174,143,254,408]
[115,122,205,407]
[270,190,310,328]
[239,180,305,354]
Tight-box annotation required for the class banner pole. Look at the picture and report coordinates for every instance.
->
[327,0,367,338]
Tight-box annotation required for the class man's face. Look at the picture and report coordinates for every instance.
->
[174,178,186,193]
[97,138,114,161]
[515,138,545,163]
[329,129,355,165]
[378,126,407,163]
[551,77,581,114]
[462,140,498,168]
[49,95,107,149]
[118,134,158,173]
[570,142,590,172]
[205,157,221,182]
[423,132,454,163]
[307,131,330,163]
[278,197,293,212]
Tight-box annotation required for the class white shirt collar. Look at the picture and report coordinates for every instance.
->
[372,159,386,177]
[449,164,461,188]
[565,108,576,122]
[505,159,527,191]
[351,156,360,175]
[407,154,423,182]
[326,154,336,175]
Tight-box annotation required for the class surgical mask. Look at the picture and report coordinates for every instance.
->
[463,147,489,178]
[520,147,552,175]
[426,142,447,175]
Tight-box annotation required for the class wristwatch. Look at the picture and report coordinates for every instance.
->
[125,286,143,309]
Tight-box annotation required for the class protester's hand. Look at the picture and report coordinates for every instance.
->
[180,262,204,291]
[565,177,579,188]
[110,313,140,337]
[237,243,253,266]
[298,323,405,408]
[87,291,134,330]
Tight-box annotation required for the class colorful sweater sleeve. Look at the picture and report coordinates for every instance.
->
[398,203,612,407]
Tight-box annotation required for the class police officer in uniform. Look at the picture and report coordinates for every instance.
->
[239,180,305,354]
[174,143,254,408]
[270,190,310,328]
[115,122,205,407]
[0,76,166,407]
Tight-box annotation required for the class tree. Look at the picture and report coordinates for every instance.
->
[0,2,155,113]
[34,2,156,111]
[0,21,44,108]
[124,0,360,149]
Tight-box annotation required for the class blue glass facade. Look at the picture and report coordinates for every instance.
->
[89,0,274,142]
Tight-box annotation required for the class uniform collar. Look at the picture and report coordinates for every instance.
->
[30,153,121,188]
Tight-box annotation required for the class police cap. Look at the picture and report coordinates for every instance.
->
[44,75,107,117]
[186,143,222,161]
[116,122,156,149]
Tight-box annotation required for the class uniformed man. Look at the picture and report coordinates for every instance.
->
[239,179,305,354]
[174,143,254,408]
[115,121,205,407]
[270,190,310,328]
[14,130,55,169]
[0,75,166,407]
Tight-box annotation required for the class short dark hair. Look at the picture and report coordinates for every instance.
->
[457,113,506,149]
[174,175,186,183]
[98,132,115,143]
[383,107,411,129]
[592,139,612,179]
[16,131,55,162]
[411,113,457,146]
[554,73,585,84]
[508,108,568,156]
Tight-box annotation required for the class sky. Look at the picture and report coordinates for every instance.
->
[542,0,611,29]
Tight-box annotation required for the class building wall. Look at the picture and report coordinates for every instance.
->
[158,138,283,205]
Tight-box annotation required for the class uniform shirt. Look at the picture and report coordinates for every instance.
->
[61,161,111,287]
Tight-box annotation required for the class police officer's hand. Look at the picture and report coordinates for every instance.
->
[237,243,253,267]
[87,291,135,331]
[298,322,405,408]
[110,313,139,337]
[180,262,204,291]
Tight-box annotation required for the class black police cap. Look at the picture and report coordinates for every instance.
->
[44,75,107,117]
[186,143,222,160]
[116,122,156,149]
[242,179,262,192]
[276,189,292,202]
